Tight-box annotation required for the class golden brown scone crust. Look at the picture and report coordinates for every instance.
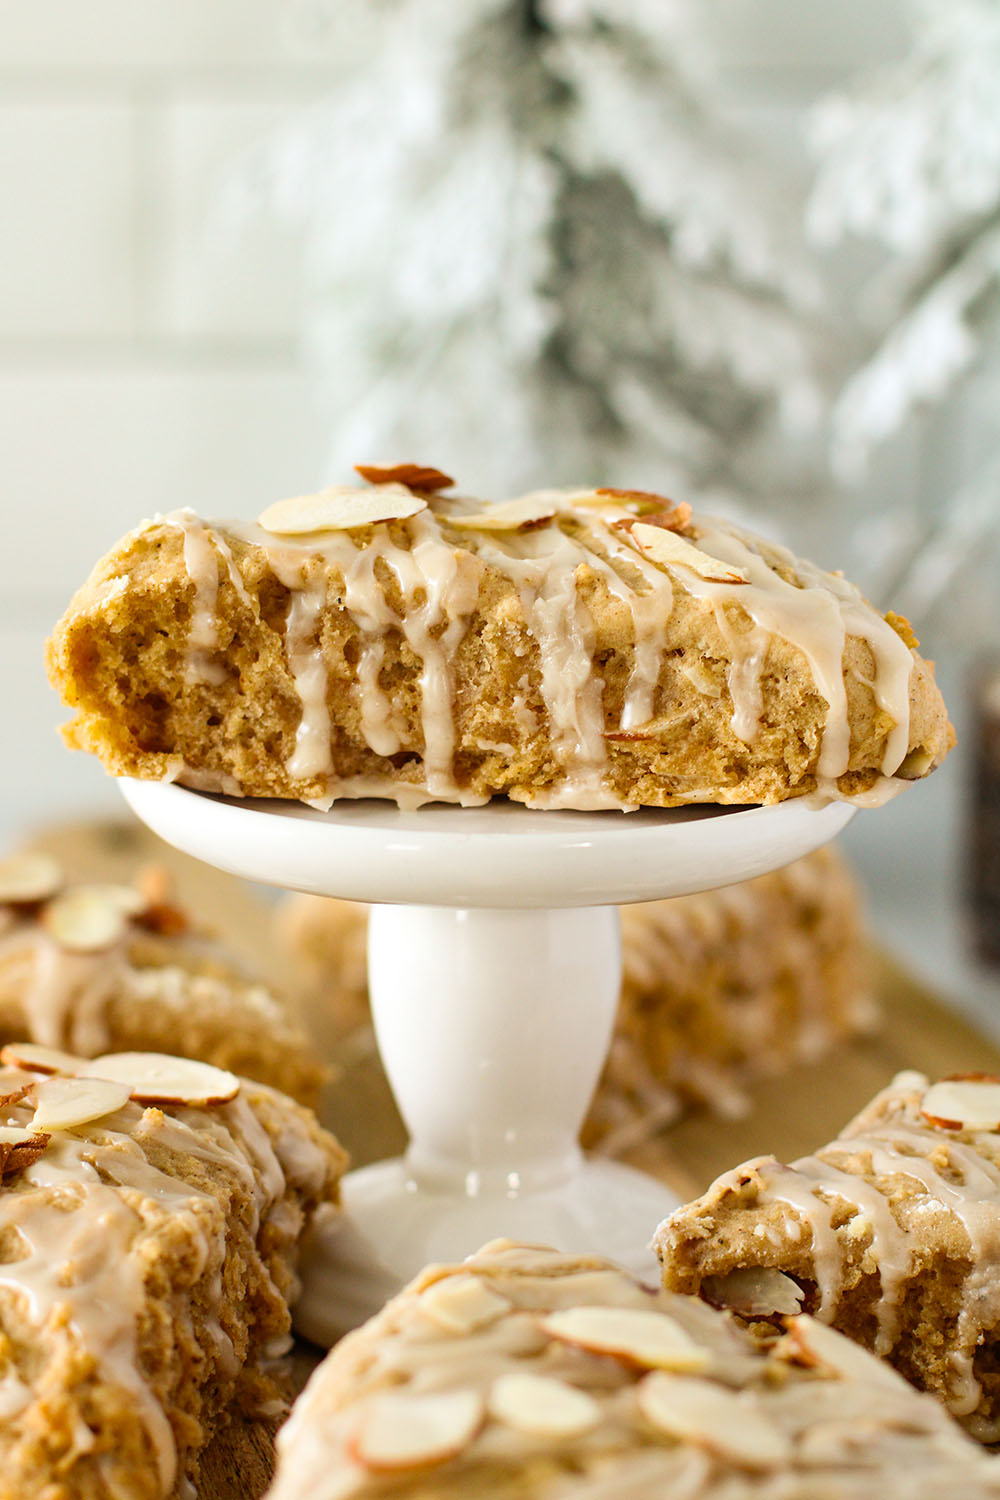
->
[656,1071,1000,1440]
[46,508,953,809]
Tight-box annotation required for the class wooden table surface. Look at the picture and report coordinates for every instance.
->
[23,819,1000,1496]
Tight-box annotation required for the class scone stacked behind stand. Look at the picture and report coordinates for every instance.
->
[0,850,326,1107]
[0,1044,346,1499]
[657,1071,1000,1441]
[265,1240,1000,1500]
[275,844,873,1156]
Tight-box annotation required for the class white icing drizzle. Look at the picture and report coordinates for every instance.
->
[162,509,251,687]
[166,490,920,809]
[683,1075,1000,1432]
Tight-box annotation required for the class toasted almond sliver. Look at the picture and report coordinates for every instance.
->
[448,495,560,531]
[0,853,63,906]
[779,1315,910,1391]
[42,889,130,952]
[540,1306,709,1373]
[259,484,426,535]
[32,1075,133,1132]
[0,1042,86,1076]
[637,1372,791,1469]
[350,1390,484,1472]
[920,1079,1000,1132]
[629,524,750,584]
[354,463,454,492]
[488,1372,601,1438]
[83,1052,240,1106]
[0,1126,40,1145]
[701,1267,804,1319]
[420,1274,512,1334]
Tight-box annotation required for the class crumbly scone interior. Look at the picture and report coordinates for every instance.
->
[46,475,953,813]
[656,1070,1000,1440]
[266,1239,1000,1500]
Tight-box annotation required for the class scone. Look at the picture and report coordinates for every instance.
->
[266,1239,1000,1499]
[275,845,873,1154]
[46,469,952,812]
[656,1071,1000,1439]
[0,850,326,1107]
[0,1045,347,1499]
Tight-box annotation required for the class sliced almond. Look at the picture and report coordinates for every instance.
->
[920,1078,1000,1132]
[0,853,63,906]
[420,1274,511,1333]
[701,1268,804,1319]
[779,1315,908,1391]
[488,1372,601,1438]
[42,888,131,952]
[32,1075,133,1131]
[540,1306,709,1373]
[0,1042,86,1076]
[355,463,454,492]
[83,1052,240,1106]
[637,1372,791,1469]
[349,1390,483,1472]
[448,495,560,531]
[628,524,749,584]
[0,1129,49,1177]
[259,484,426,535]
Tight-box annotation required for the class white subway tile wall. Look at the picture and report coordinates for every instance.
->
[0,0,918,850]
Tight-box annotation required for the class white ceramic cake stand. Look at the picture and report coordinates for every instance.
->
[119,780,853,1342]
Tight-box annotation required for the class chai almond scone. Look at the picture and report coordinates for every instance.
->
[275,844,872,1154]
[46,466,952,811]
[265,1239,1000,1500]
[0,851,326,1108]
[656,1070,1000,1440]
[0,1045,347,1500]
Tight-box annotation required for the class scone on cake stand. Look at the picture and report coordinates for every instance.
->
[120,778,853,1340]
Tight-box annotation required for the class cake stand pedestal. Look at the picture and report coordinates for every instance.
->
[119,781,853,1342]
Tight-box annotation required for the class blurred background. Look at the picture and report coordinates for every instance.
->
[2,0,999,1022]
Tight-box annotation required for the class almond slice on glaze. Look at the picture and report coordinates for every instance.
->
[420,1274,512,1333]
[628,524,750,584]
[0,1129,49,1177]
[488,1372,601,1438]
[349,1390,484,1472]
[259,484,426,535]
[42,887,134,952]
[920,1078,1000,1131]
[354,463,455,492]
[0,853,63,906]
[637,1372,791,1469]
[32,1075,132,1131]
[448,495,560,531]
[540,1306,709,1372]
[83,1052,240,1106]
[779,1315,909,1392]
[0,1042,86,1076]
[701,1267,804,1319]
[0,1126,41,1145]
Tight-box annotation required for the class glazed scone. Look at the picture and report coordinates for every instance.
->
[265,1239,1000,1500]
[656,1071,1000,1440]
[0,851,326,1108]
[275,845,873,1153]
[0,1047,347,1499]
[46,471,952,811]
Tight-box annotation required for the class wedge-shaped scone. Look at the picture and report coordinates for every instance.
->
[275,844,873,1155]
[656,1070,1000,1440]
[46,475,952,810]
[0,852,326,1107]
[0,1050,346,1499]
[266,1239,1000,1500]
